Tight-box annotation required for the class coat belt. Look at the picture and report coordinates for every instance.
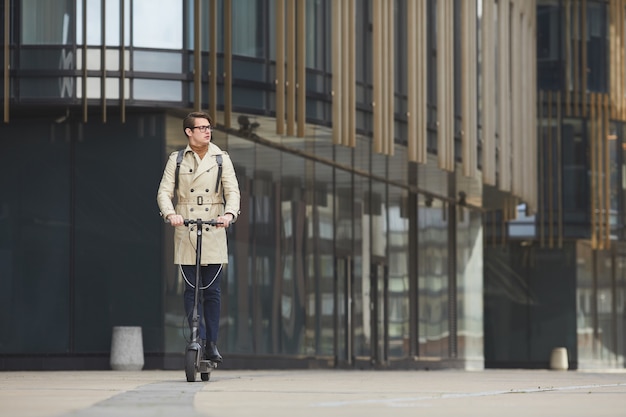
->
[178,197,222,205]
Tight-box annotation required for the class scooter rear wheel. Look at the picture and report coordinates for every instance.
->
[201,372,210,381]
[185,350,197,382]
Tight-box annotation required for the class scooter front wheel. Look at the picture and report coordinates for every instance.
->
[185,349,197,382]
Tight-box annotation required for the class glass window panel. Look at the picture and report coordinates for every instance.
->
[562,119,588,226]
[133,51,183,73]
[77,0,131,45]
[537,2,561,90]
[133,79,182,101]
[352,174,369,359]
[316,162,335,356]
[418,196,449,358]
[388,186,410,358]
[133,0,183,49]
[586,1,608,92]
[232,0,264,57]
[577,241,598,363]
[305,0,325,70]
[0,124,71,353]
[456,207,484,363]
[21,0,73,45]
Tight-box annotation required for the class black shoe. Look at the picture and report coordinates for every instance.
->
[206,341,223,363]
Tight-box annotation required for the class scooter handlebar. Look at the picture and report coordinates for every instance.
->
[164,218,223,226]
[183,219,223,226]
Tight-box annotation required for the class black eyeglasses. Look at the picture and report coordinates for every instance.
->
[191,125,213,133]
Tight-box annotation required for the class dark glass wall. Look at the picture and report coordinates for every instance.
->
[0,113,164,359]
[0,121,71,354]
[484,242,578,368]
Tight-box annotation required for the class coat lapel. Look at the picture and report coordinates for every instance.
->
[192,145,218,182]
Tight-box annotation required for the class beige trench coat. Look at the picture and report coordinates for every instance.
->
[157,143,240,265]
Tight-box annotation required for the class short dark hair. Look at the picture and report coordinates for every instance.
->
[183,111,212,131]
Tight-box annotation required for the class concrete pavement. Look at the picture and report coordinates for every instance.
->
[1,368,625,417]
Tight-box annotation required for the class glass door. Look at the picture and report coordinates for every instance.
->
[370,259,388,366]
[335,254,353,367]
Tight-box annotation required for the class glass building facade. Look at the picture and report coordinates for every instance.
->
[5,0,620,372]
[483,0,625,369]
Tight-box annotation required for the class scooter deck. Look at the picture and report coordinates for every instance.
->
[198,359,218,373]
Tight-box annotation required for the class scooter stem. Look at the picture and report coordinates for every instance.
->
[191,218,203,343]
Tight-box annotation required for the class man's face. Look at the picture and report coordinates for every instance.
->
[187,117,212,147]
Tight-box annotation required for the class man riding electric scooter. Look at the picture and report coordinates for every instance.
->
[157,111,241,382]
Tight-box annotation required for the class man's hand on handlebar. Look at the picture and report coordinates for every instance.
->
[167,214,185,226]
[216,213,234,228]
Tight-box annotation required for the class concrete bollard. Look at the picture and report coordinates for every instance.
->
[110,326,144,371]
[550,347,569,370]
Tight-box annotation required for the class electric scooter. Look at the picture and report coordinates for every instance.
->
[182,218,222,382]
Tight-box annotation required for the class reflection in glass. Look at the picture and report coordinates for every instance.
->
[388,187,410,358]
[134,51,183,73]
[22,0,72,45]
[133,0,183,49]
[133,80,182,101]
[456,207,484,363]
[418,197,449,357]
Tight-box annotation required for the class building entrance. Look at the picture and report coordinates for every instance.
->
[335,254,388,368]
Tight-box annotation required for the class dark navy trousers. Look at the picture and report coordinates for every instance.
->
[180,264,222,343]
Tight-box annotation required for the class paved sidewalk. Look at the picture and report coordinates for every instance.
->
[1,369,625,417]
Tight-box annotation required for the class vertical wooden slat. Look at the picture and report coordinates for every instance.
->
[101,0,106,122]
[341,0,350,145]
[193,0,201,112]
[603,94,611,248]
[615,0,619,118]
[384,0,396,155]
[373,0,382,153]
[119,0,125,123]
[596,93,603,249]
[407,0,427,162]
[209,0,217,120]
[224,0,232,128]
[482,0,496,182]
[296,0,305,137]
[3,0,9,122]
[579,0,588,117]
[573,1,580,117]
[461,0,477,177]
[547,90,554,247]
[590,93,597,249]
[564,0,571,117]
[610,0,616,119]
[538,90,545,247]
[530,0,539,214]
[497,0,510,189]
[276,0,285,134]
[331,0,341,144]
[381,0,388,154]
[616,3,626,120]
[82,0,87,122]
[417,0,427,161]
[286,0,296,136]
[438,0,447,169]
[347,0,356,147]
[332,0,355,148]
[407,0,417,161]
[557,91,563,248]
[437,0,452,170]
[511,0,522,196]
[447,0,453,169]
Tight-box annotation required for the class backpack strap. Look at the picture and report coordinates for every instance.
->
[174,148,185,193]
[215,154,223,193]
[175,149,222,194]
